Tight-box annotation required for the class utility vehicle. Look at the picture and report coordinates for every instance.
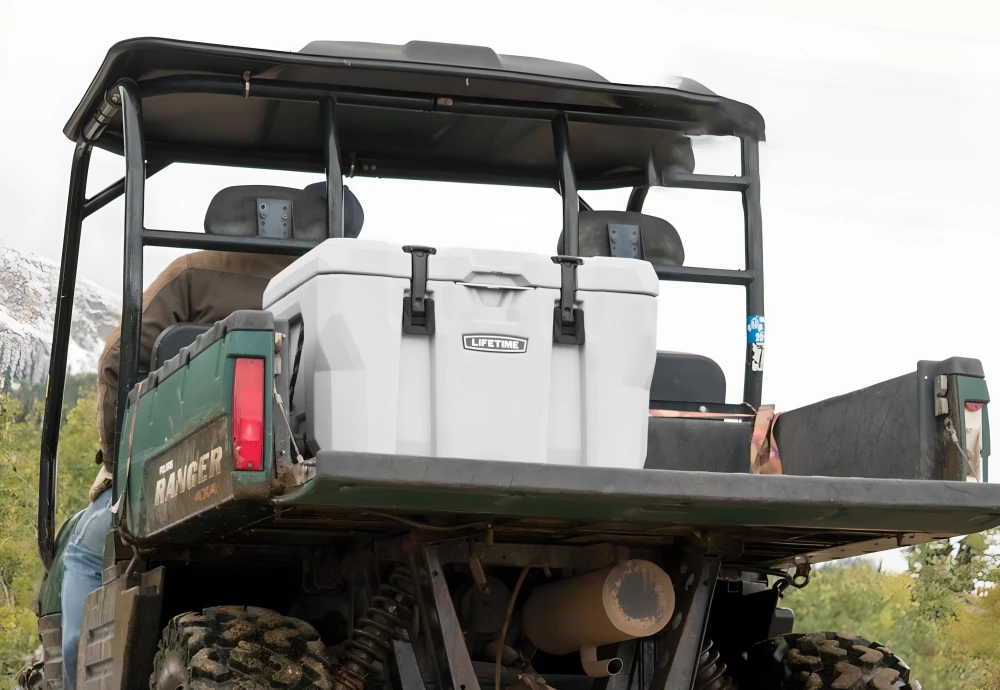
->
[29,38,997,690]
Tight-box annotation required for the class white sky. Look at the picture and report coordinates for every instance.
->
[2,0,998,568]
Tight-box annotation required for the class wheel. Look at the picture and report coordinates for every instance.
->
[741,632,921,690]
[150,605,333,690]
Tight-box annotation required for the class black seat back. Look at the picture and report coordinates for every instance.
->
[650,351,726,407]
[204,184,364,240]
[557,210,684,265]
[150,323,213,372]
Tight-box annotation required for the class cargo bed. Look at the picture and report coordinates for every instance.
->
[270,451,1000,567]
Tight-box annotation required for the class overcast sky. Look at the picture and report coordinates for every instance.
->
[3,0,997,412]
[2,0,998,523]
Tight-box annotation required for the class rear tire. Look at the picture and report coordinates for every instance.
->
[742,632,921,690]
[150,605,332,690]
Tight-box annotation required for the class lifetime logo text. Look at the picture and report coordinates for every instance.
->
[463,335,528,354]
[154,446,223,506]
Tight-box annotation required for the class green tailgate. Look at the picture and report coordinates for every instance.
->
[115,322,277,545]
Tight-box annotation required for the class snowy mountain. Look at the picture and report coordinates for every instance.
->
[0,244,120,388]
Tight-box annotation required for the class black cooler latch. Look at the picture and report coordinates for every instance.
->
[402,245,436,336]
[552,256,585,345]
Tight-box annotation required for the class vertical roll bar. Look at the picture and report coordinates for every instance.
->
[741,137,764,408]
[321,97,345,238]
[552,114,580,256]
[37,141,92,568]
[113,79,146,510]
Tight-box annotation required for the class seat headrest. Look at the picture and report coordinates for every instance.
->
[557,211,684,266]
[303,182,365,238]
[205,184,364,240]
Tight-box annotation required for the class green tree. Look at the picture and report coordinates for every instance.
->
[0,393,43,680]
[784,530,1000,690]
[949,586,1000,688]
[0,378,99,684]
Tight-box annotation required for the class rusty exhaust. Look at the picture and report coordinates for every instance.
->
[522,560,675,663]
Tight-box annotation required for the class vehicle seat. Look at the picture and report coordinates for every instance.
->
[557,210,684,265]
[140,183,365,378]
[558,210,726,406]
[650,352,726,406]
[150,323,214,371]
[205,183,364,239]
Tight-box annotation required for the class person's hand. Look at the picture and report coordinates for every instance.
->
[89,466,113,503]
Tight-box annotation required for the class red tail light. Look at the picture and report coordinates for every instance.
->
[233,358,265,471]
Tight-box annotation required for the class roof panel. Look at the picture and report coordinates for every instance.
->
[66,38,763,188]
[299,40,612,83]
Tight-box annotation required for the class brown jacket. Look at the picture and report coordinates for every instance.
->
[96,251,294,471]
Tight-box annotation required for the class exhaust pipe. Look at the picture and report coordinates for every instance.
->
[580,646,624,678]
[522,560,675,660]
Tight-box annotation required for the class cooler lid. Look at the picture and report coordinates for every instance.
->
[263,239,658,306]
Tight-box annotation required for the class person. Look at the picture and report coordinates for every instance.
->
[60,184,363,689]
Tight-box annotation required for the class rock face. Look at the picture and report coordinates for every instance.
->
[0,245,120,389]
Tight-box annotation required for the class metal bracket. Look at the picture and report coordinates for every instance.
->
[552,256,585,345]
[773,561,812,596]
[934,374,950,416]
[423,548,481,690]
[256,198,292,238]
[390,639,428,690]
[608,223,642,259]
[650,555,721,690]
[403,246,437,336]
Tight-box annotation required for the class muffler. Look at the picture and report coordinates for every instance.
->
[522,560,675,676]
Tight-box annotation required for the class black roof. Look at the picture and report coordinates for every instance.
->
[67,38,765,189]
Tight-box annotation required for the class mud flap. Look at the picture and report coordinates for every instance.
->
[78,566,164,690]
[38,613,63,690]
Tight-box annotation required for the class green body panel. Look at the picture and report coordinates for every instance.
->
[36,510,85,616]
[115,330,276,544]
[955,376,990,481]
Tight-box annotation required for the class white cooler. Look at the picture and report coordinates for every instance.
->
[263,239,658,470]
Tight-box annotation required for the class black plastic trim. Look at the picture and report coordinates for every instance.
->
[126,310,275,407]
[552,256,585,345]
[402,245,437,336]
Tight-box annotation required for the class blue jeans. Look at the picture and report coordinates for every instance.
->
[61,488,112,690]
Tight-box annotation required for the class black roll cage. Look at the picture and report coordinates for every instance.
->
[38,76,765,567]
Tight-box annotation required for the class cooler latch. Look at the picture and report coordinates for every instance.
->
[552,256,585,345]
[402,245,437,336]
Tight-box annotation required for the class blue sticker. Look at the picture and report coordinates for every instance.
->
[747,315,765,344]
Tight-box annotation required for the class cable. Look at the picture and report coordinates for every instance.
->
[362,509,489,533]
[496,566,532,690]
